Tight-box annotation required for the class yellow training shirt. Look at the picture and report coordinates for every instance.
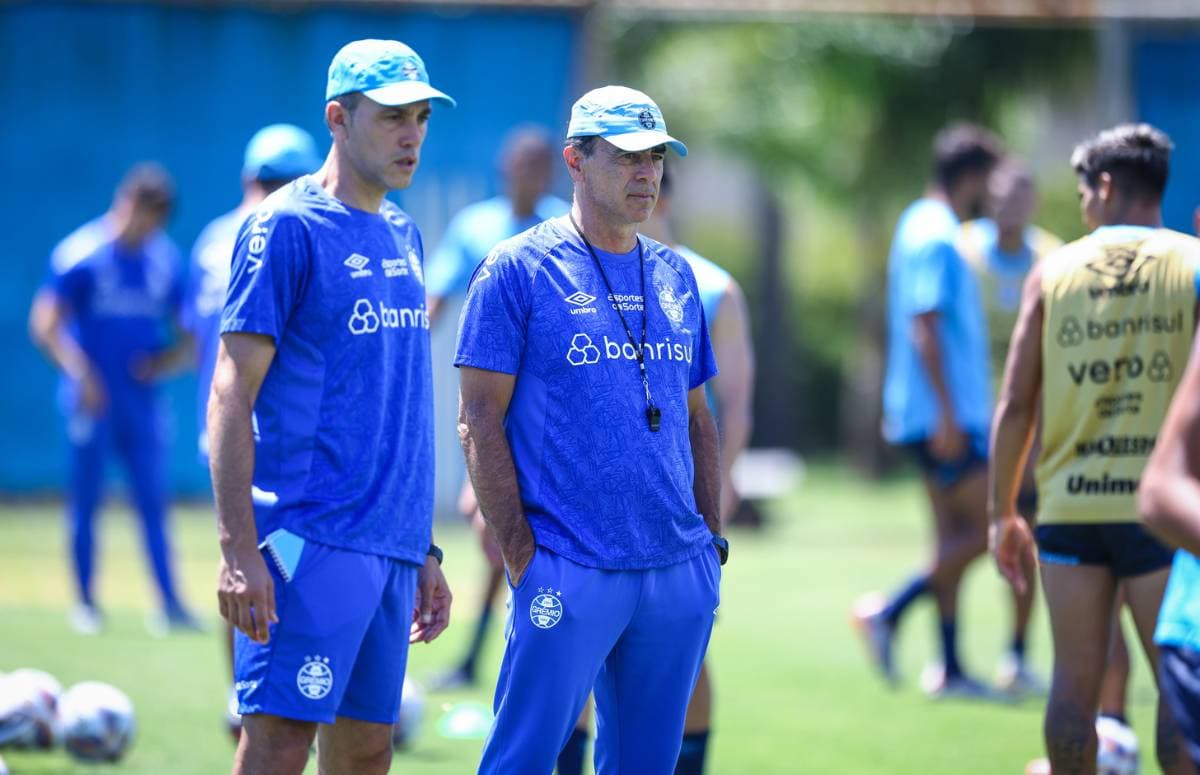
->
[1037,227,1200,524]
[958,220,1063,387]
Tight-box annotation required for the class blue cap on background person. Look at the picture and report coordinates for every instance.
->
[326,39,456,108]
[567,85,687,157]
[242,124,321,182]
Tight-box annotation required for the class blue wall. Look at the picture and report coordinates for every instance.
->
[1135,31,1200,234]
[0,2,580,495]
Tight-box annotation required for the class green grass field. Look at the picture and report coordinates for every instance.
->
[0,462,1161,774]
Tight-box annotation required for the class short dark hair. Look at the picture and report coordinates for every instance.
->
[117,161,175,213]
[567,135,599,158]
[1071,123,1172,201]
[932,123,1002,189]
[335,92,364,115]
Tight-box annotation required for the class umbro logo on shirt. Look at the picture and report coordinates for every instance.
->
[564,291,597,315]
[564,291,596,306]
[344,253,373,279]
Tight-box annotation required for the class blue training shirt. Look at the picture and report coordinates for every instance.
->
[883,198,991,443]
[454,217,718,570]
[677,245,732,415]
[184,206,249,461]
[1157,551,1200,652]
[425,194,569,299]
[221,177,434,564]
[51,218,183,415]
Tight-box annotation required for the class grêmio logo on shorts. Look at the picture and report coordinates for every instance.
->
[1066,474,1139,496]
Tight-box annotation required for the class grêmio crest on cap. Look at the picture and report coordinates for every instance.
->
[638,110,656,129]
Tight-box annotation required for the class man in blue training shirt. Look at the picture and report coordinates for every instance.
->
[184,122,320,740]
[426,124,569,324]
[209,39,453,775]
[643,165,754,775]
[457,85,724,774]
[854,124,1009,699]
[29,162,198,636]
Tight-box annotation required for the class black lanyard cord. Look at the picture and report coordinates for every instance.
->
[569,214,661,431]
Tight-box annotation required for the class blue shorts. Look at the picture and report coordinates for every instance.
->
[1035,523,1173,578]
[234,529,418,724]
[480,545,721,775]
[903,431,988,490]
[1159,644,1200,769]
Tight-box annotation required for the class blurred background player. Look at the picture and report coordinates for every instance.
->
[643,165,755,774]
[182,123,320,739]
[855,124,1006,698]
[956,158,1061,693]
[425,124,569,324]
[28,162,199,637]
[991,123,1197,775]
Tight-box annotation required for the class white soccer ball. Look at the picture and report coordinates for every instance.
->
[391,677,425,750]
[59,681,136,762]
[0,668,62,749]
[1096,715,1140,775]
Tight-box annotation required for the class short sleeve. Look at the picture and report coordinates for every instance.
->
[221,209,309,343]
[688,279,718,390]
[904,238,956,316]
[425,215,471,299]
[453,250,531,375]
[53,262,90,314]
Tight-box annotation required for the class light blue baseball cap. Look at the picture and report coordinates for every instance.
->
[326,39,456,108]
[567,85,687,157]
[242,124,321,182]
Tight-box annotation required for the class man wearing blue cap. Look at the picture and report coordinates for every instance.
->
[184,123,321,741]
[457,85,724,774]
[28,162,199,637]
[209,40,453,775]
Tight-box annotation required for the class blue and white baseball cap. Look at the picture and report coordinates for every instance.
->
[325,39,456,108]
[242,124,321,182]
[567,85,687,157]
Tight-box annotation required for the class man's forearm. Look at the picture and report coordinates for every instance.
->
[690,407,722,534]
[458,403,533,560]
[989,398,1036,519]
[209,380,260,552]
[912,315,955,421]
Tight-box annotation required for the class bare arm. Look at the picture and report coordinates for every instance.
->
[28,288,106,414]
[209,332,276,643]
[689,386,722,535]
[458,366,536,582]
[988,263,1044,593]
[710,280,755,519]
[912,310,962,460]
[1140,308,1200,556]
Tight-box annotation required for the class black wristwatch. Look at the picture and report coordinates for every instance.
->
[427,543,444,565]
[711,534,729,566]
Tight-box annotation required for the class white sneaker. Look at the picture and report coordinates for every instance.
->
[68,604,102,635]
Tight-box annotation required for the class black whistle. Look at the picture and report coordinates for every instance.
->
[647,406,662,432]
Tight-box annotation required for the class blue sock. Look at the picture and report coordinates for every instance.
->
[1011,635,1026,662]
[556,726,589,775]
[882,574,930,628]
[675,730,709,775]
[940,618,962,678]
